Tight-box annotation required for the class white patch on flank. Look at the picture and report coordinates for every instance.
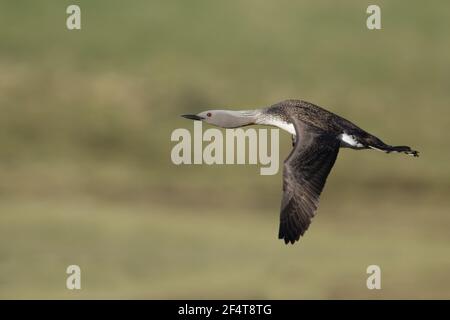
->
[257,118,296,135]
[340,133,364,148]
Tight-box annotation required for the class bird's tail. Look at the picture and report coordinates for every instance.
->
[369,144,419,157]
[361,133,419,157]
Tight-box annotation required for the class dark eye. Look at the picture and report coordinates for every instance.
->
[207,112,212,117]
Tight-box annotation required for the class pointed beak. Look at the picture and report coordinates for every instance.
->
[181,114,204,121]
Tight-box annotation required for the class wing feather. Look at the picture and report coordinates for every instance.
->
[279,119,340,244]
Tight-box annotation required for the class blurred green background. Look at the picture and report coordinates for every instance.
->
[0,0,449,299]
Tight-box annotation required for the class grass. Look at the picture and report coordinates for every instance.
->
[1,191,449,299]
[0,0,449,298]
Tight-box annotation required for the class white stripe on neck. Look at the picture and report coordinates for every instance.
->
[256,117,296,135]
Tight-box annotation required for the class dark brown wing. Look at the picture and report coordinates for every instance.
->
[279,119,340,244]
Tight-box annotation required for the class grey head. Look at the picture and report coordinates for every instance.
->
[182,109,259,128]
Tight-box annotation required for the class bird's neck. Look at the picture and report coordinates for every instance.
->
[226,109,262,127]
[255,113,296,135]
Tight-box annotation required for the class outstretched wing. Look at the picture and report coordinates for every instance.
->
[279,119,340,244]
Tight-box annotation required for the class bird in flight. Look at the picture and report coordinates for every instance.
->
[182,99,419,244]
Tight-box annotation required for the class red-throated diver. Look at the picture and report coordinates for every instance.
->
[182,99,419,244]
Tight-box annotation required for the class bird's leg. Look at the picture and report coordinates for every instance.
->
[291,135,297,147]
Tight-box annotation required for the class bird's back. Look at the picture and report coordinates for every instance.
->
[266,99,368,136]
